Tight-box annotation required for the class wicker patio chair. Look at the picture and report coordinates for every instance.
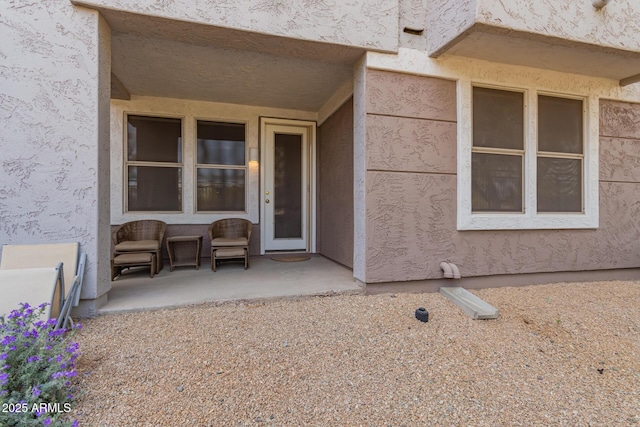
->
[208,219,252,271]
[112,220,166,277]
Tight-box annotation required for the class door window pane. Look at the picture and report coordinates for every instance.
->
[127,166,182,211]
[197,168,245,212]
[473,87,524,150]
[538,96,583,154]
[274,133,302,239]
[537,158,582,212]
[472,153,523,212]
[197,121,245,165]
[127,116,182,162]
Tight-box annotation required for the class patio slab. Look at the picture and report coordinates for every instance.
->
[99,255,361,314]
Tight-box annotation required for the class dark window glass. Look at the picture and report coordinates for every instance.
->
[126,115,182,212]
[537,158,582,212]
[473,87,524,150]
[472,153,523,212]
[197,121,245,165]
[538,95,583,154]
[127,116,182,163]
[127,166,182,211]
[274,133,303,238]
[196,168,245,212]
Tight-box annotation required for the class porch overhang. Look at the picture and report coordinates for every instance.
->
[95,8,364,111]
[427,1,640,86]
[429,23,640,86]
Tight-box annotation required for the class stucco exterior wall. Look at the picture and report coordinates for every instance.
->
[364,70,640,283]
[426,0,477,55]
[399,0,428,51]
[317,99,354,269]
[73,0,399,53]
[364,70,457,283]
[96,14,112,307]
[353,58,367,282]
[475,0,640,52]
[427,0,640,55]
[0,2,111,313]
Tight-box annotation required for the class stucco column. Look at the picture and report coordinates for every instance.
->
[0,2,112,316]
[93,13,112,315]
[353,55,367,282]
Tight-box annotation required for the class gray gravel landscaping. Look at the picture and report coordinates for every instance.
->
[72,280,640,426]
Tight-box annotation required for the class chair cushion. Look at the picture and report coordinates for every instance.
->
[115,240,161,252]
[214,248,246,257]
[211,237,248,247]
[113,253,154,265]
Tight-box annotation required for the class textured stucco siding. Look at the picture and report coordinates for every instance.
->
[475,0,640,52]
[364,70,457,282]
[364,70,640,283]
[73,0,399,52]
[426,0,477,55]
[427,0,640,55]
[96,15,112,304]
[317,99,354,269]
[367,116,456,174]
[0,2,111,312]
[353,58,367,281]
[366,71,456,121]
[600,100,640,140]
[599,137,640,182]
[366,175,640,282]
[399,0,428,51]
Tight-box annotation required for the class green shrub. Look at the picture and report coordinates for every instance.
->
[0,303,80,427]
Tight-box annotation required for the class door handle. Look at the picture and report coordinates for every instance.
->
[265,199,270,203]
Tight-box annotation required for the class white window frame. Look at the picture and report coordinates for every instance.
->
[457,81,599,230]
[194,119,249,214]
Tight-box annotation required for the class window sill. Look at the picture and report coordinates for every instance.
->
[457,213,598,231]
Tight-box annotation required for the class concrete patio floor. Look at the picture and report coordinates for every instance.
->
[100,254,361,314]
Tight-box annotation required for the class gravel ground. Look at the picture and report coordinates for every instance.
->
[72,281,640,426]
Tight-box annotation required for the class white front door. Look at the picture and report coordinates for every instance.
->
[261,119,315,252]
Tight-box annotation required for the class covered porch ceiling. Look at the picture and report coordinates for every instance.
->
[100,9,365,111]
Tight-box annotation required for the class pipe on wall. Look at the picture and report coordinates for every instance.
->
[449,263,461,279]
[440,262,453,278]
[440,262,461,279]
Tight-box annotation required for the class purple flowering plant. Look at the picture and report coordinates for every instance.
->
[0,303,80,426]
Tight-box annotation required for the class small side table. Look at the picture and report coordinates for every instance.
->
[166,235,202,272]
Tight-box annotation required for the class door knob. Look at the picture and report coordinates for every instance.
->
[265,199,270,203]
